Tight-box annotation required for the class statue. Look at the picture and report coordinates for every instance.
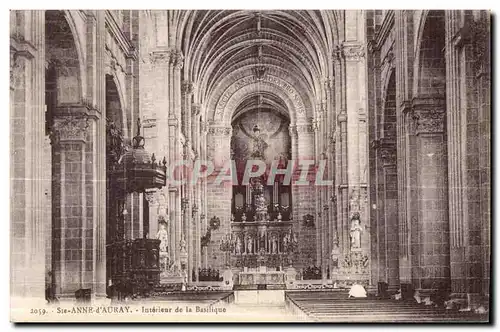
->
[250,125,269,160]
[247,236,253,254]
[180,235,187,253]
[350,218,363,249]
[156,219,169,270]
[271,235,278,254]
[235,236,242,255]
[283,233,290,250]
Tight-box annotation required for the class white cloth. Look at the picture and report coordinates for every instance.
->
[348,284,367,298]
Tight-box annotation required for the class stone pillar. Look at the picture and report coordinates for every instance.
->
[412,99,450,294]
[341,10,370,284]
[380,144,400,292]
[200,120,209,268]
[192,105,202,281]
[373,141,387,283]
[10,10,47,301]
[290,123,316,268]
[92,10,107,300]
[206,126,232,269]
[51,115,92,299]
[182,80,194,280]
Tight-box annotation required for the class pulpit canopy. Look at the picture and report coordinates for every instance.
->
[110,118,167,193]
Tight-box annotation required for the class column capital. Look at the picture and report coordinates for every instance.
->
[170,49,184,69]
[149,50,171,65]
[208,126,232,136]
[168,118,179,127]
[341,42,366,61]
[411,108,446,134]
[50,115,90,145]
[295,123,315,134]
[200,120,209,134]
[192,103,201,116]
[337,112,348,123]
[182,80,194,95]
[379,146,397,167]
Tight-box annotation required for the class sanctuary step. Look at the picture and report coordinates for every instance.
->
[142,291,233,305]
[286,291,489,323]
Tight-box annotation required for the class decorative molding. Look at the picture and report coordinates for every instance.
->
[215,74,306,118]
[51,115,90,145]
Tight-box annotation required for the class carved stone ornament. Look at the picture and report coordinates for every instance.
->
[50,116,90,145]
[10,52,23,89]
[149,50,171,65]
[342,44,365,61]
[182,81,194,95]
[208,126,232,136]
[170,49,184,69]
[295,123,314,134]
[380,147,397,166]
[412,109,445,134]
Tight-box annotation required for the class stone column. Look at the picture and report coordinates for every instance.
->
[10,10,47,302]
[200,120,209,268]
[412,99,450,294]
[192,104,201,281]
[92,10,107,301]
[206,126,232,269]
[380,143,400,292]
[182,80,194,280]
[292,123,315,268]
[51,115,91,299]
[341,10,370,284]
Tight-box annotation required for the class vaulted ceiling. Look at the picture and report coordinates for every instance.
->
[178,10,340,123]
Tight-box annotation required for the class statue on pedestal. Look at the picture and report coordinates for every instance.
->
[247,236,253,254]
[235,236,242,255]
[156,218,169,271]
[349,215,363,250]
[271,235,278,254]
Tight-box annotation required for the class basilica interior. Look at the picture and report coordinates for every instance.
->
[10,10,490,317]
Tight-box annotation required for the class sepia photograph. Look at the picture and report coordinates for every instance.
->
[8,7,491,323]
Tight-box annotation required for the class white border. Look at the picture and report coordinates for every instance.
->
[1,2,498,331]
